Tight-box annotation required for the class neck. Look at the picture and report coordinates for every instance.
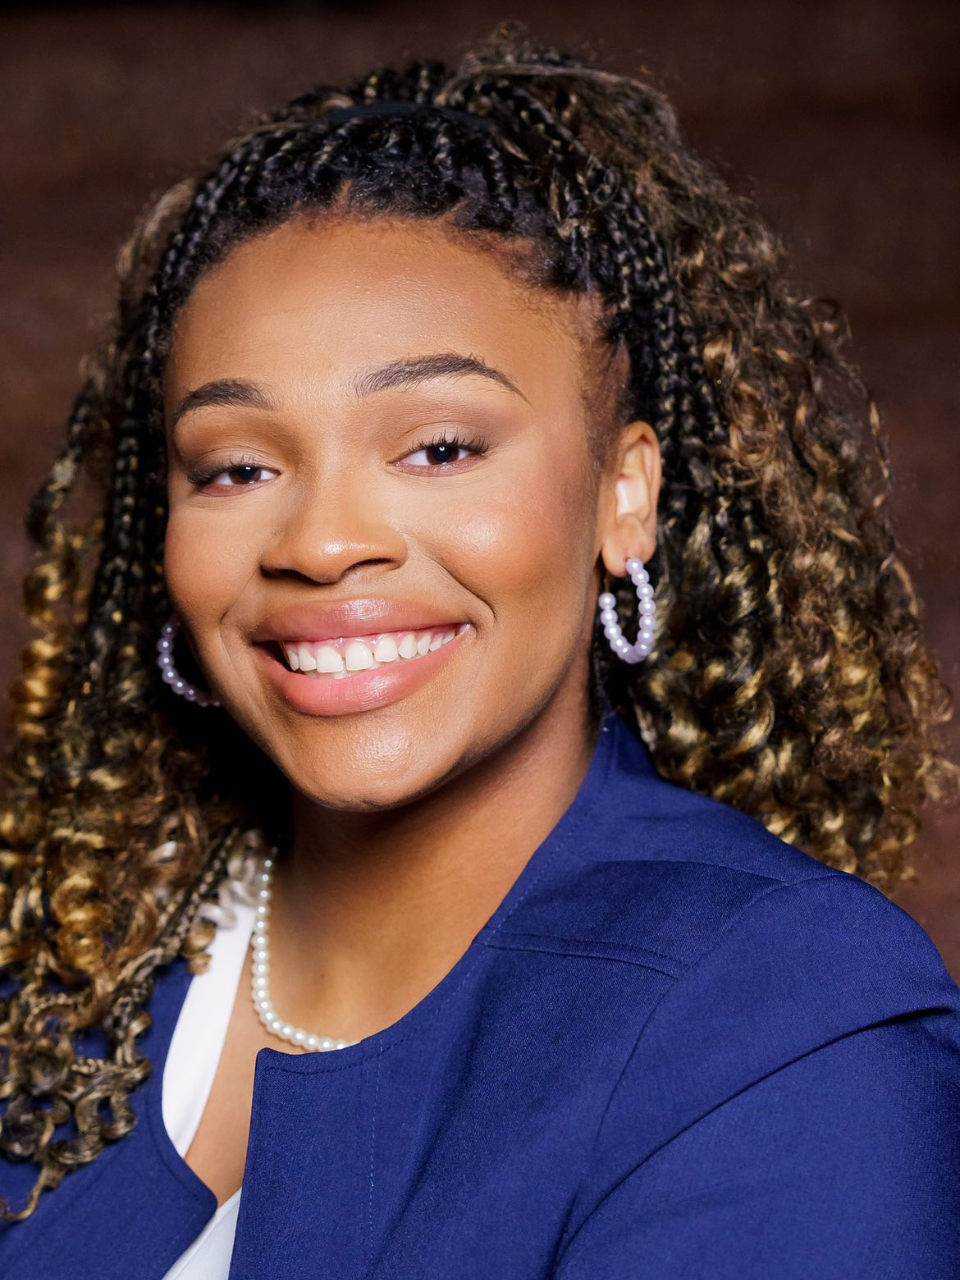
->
[268,693,603,1046]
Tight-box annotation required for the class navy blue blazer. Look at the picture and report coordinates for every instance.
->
[3,705,960,1278]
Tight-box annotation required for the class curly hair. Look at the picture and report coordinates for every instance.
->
[1,22,956,1223]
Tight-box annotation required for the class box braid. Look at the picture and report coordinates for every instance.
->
[2,25,956,1223]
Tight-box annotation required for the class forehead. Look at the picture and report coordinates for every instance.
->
[164,216,591,414]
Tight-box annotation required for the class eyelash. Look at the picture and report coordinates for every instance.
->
[186,453,267,490]
[404,429,490,470]
[186,431,490,491]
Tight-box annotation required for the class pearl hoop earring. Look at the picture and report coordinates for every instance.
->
[598,558,658,664]
[156,614,221,707]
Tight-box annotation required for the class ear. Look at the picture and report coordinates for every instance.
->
[597,420,661,579]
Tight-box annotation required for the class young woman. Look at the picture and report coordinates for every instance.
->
[2,26,959,1279]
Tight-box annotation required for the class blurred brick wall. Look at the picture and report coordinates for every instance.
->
[2,2,958,969]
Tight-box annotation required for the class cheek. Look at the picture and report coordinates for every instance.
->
[450,447,595,646]
[163,507,255,627]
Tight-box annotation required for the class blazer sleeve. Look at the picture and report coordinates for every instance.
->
[553,871,960,1280]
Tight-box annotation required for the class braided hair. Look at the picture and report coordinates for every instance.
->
[1,24,956,1222]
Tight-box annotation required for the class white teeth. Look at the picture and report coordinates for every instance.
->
[316,643,345,673]
[280,626,464,674]
[397,632,418,659]
[344,640,375,671]
[373,635,400,663]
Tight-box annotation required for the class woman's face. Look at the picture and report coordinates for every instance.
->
[163,215,652,809]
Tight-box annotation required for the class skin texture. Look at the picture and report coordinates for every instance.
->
[163,215,661,1202]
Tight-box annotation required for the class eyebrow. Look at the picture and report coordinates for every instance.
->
[169,352,528,431]
[351,353,529,403]
[170,378,274,430]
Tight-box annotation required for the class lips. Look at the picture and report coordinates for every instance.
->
[253,620,474,716]
[252,598,467,648]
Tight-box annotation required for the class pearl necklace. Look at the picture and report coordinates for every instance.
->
[250,848,355,1052]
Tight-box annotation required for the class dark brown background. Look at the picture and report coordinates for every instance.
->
[2,3,958,971]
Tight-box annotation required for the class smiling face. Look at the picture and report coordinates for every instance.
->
[163,214,651,810]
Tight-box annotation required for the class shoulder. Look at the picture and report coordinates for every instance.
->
[554,845,960,1275]
[543,737,960,1248]
[574,754,960,1109]
[503,718,960,1059]
[519,736,953,995]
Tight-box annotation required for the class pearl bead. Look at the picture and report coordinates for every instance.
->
[598,592,616,610]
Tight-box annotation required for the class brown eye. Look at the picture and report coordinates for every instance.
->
[400,431,489,469]
[187,460,279,490]
[221,465,271,485]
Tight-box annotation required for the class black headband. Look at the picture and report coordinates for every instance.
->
[322,100,496,134]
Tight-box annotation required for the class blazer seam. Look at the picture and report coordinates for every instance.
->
[574,856,796,881]
[367,1045,383,1263]
[479,868,847,976]
[478,933,682,977]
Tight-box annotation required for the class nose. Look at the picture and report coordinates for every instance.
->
[259,467,408,585]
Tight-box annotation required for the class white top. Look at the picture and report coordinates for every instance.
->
[159,887,256,1280]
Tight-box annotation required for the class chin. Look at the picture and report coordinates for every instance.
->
[288,760,453,813]
[273,720,465,809]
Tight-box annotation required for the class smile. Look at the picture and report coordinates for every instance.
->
[253,622,475,717]
[279,624,468,680]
